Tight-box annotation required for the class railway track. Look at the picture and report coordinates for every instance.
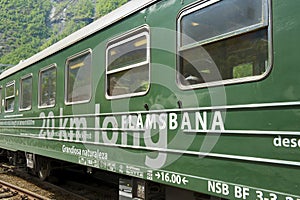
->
[0,161,118,200]
[0,163,89,200]
[0,179,50,199]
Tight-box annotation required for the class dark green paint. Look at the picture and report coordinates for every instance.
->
[0,0,300,199]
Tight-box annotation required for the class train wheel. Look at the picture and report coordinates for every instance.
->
[36,156,50,181]
[0,149,6,156]
[7,151,17,165]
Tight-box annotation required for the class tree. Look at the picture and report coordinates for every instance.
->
[0,0,129,65]
[95,0,128,18]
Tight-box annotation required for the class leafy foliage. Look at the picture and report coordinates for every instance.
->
[0,0,51,65]
[95,0,128,18]
[0,0,129,66]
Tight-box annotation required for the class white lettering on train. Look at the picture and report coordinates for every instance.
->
[273,135,300,148]
[39,104,225,168]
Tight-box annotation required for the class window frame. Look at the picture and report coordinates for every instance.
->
[176,0,272,90]
[5,81,15,113]
[0,86,2,113]
[19,74,33,111]
[105,26,151,99]
[65,49,92,105]
[38,64,57,109]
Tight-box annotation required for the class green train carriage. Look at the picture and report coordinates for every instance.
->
[0,0,300,199]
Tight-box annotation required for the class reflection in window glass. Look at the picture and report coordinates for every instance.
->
[178,0,269,87]
[108,35,147,71]
[108,65,149,96]
[0,87,2,113]
[5,82,15,112]
[39,66,56,107]
[20,75,32,110]
[106,27,150,98]
[233,63,253,79]
[66,50,91,103]
[181,0,264,46]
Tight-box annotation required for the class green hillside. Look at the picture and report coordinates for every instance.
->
[0,0,128,68]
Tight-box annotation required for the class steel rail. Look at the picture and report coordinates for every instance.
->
[0,179,50,200]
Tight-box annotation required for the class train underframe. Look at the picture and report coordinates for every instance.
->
[0,148,223,200]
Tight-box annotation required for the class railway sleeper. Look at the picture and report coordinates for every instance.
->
[0,187,15,199]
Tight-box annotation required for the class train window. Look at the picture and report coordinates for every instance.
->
[177,0,270,88]
[5,81,15,112]
[20,74,32,111]
[106,26,150,99]
[39,65,57,108]
[65,49,92,104]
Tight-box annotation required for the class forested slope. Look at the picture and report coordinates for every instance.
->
[0,0,128,68]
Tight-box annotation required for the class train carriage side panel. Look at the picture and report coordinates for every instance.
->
[0,0,300,199]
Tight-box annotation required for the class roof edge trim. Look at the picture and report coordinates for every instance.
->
[0,0,158,79]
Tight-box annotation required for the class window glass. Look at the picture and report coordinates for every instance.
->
[178,0,269,87]
[0,87,2,113]
[181,0,264,46]
[20,75,32,110]
[106,27,150,98]
[5,82,15,112]
[39,65,56,107]
[107,35,147,71]
[66,50,92,103]
[108,65,149,96]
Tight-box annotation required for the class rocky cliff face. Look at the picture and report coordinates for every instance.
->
[49,0,96,35]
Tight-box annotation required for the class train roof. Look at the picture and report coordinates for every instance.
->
[0,0,158,80]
